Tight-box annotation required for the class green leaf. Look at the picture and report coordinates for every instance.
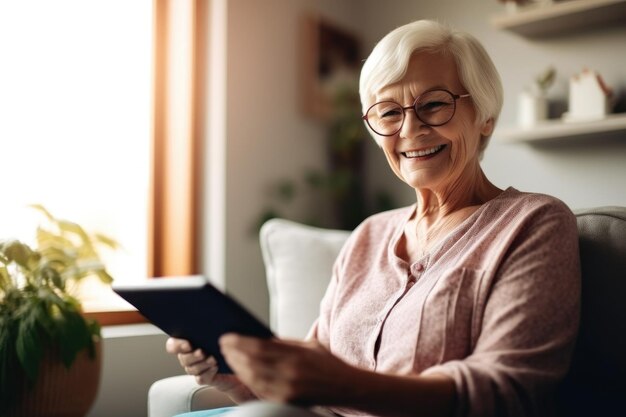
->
[58,220,90,242]
[0,249,8,265]
[36,265,65,290]
[15,312,43,383]
[61,294,82,311]
[93,233,120,249]
[96,270,114,284]
[50,269,64,289]
[29,204,54,221]
[87,318,101,338]
[0,266,12,291]
[36,228,76,256]
[1,240,36,268]
[0,205,117,396]
[86,319,101,358]
[57,310,92,368]
[38,287,63,307]
[0,317,19,413]
[76,259,105,271]
[36,296,59,339]
[37,227,67,244]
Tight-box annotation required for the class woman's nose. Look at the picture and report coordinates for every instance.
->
[399,109,427,138]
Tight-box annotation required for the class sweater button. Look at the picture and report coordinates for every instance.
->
[415,263,424,272]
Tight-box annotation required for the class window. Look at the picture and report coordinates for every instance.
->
[0,0,153,313]
[0,0,204,323]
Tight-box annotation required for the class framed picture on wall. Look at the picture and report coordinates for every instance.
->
[299,14,362,121]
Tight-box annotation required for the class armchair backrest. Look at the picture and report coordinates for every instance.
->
[260,218,349,338]
[260,206,626,415]
[557,207,626,416]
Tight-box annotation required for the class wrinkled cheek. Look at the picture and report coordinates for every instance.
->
[382,147,405,181]
[447,136,471,184]
[463,119,483,156]
[451,134,468,164]
[449,121,479,168]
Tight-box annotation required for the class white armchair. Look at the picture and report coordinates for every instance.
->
[149,207,626,417]
[148,219,350,417]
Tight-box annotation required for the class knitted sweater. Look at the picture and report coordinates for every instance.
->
[310,188,581,417]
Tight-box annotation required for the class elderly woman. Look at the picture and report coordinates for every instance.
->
[167,20,580,417]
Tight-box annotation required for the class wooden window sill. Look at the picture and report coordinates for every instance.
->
[84,310,147,326]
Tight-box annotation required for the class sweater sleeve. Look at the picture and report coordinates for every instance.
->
[421,202,581,417]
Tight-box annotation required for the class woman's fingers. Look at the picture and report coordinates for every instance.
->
[165,337,192,354]
[165,337,248,396]
[180,354,221,386]
[220,334,308,363]
[166,337,209,370]
[220,334,276,359]
[185,356,218,376]
[193,361,219,385]
[165,338,212,370]
[218,333,353,404]
[178,348,209,367]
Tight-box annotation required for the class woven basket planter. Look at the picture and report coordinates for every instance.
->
[8,340,102,417]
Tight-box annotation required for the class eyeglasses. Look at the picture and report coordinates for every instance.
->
[362,89,471,136]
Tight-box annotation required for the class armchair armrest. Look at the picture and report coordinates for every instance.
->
[148,219,349,416]
[148,375,236,417]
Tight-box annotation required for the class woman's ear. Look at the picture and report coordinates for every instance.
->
[480,118,494,137]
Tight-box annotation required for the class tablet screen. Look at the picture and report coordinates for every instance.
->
[113,276,273,374]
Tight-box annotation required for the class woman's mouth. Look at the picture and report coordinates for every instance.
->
[402,144,446,158]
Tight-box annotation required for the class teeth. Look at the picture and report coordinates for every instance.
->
[404,145,444,158]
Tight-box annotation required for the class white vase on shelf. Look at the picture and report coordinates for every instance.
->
[503,1,519,14]
[518,90,548,128]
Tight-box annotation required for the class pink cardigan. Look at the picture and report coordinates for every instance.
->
[310,188,581,417]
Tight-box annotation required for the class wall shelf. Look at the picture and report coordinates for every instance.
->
[491,0,626,37]
[495,113,626,143]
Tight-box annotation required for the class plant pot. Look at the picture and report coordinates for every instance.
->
[8,339,102,417]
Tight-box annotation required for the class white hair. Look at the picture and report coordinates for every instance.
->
[359,20,503,152]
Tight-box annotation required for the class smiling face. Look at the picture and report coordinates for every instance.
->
[374,51,493,193]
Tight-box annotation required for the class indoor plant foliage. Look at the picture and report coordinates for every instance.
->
[254,84,396,232]
[0,205,117,414]
[534,65,556,96]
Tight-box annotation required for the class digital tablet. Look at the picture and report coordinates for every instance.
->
[112,275,273,374]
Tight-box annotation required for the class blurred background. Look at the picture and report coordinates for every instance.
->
[1,0,625,415]
[2,0,626,321]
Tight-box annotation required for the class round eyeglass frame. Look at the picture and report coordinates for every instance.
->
[361,89,471,137]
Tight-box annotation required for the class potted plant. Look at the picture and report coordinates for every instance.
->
[518,66,556,127]
[0,205,117,417]
[253,83,396,232]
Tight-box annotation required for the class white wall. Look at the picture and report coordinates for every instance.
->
[214,0,626,326]
[91,4,366,416]
[358,0,626,210]
[92,2,625,416]
[221,0,363,322]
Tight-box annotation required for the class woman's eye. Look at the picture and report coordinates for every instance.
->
[419,101,449,112]
[381,109,402,118]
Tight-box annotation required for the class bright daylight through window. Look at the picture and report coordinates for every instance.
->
[0,0,153,311]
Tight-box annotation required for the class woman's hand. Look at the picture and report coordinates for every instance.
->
[165,337,251,400]
[219,334,355,405]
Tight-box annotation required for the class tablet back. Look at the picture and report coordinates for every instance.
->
[113,276,273,374]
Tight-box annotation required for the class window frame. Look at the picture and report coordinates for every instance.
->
[93,0,206,326]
